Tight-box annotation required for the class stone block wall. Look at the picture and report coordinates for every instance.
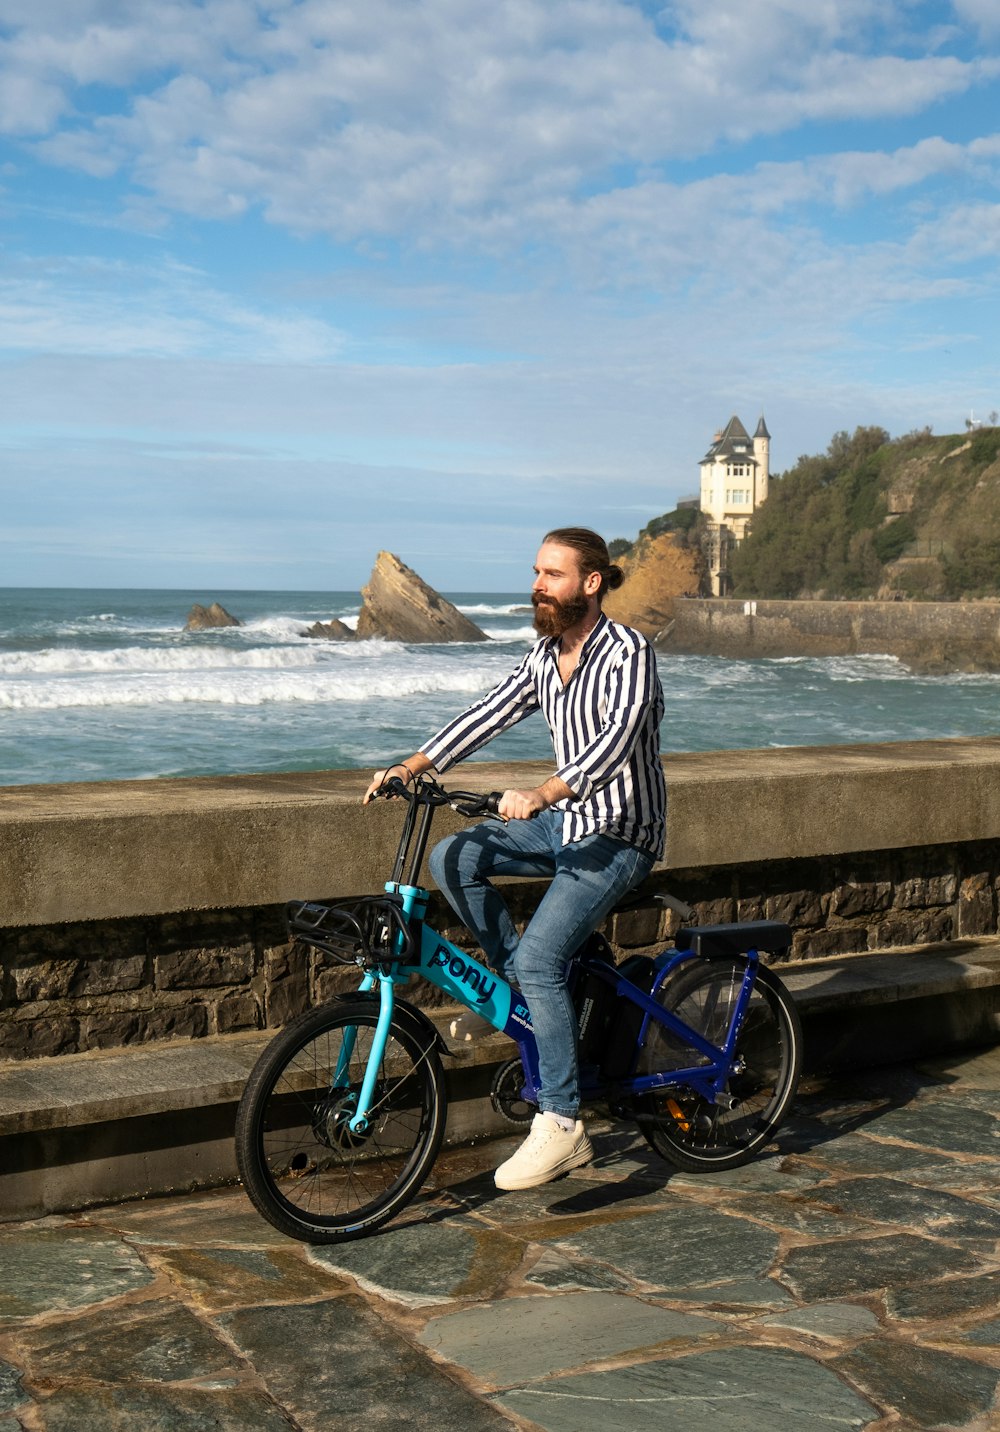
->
[4,742,1000,1063]
[663,597,1000,672]
[3,837,998,1062]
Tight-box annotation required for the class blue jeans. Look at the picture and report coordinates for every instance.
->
[428,810,655,1118]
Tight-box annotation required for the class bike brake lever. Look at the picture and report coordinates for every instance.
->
[380,776,411,799]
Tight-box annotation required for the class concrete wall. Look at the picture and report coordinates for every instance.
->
[661,598,1000,672]
[2,738,1000,1061]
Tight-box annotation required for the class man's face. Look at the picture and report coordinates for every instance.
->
[531,541,594,636]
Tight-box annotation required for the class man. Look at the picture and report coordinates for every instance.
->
[364,527,666,1191]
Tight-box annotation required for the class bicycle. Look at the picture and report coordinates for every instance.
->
[235,774,803,1243]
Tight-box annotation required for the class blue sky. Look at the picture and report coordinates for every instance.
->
[2,0,1000,590]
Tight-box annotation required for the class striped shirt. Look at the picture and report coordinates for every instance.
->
[420,613,666,857]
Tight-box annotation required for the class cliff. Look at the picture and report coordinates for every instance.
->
[603,531,703,637]
[355,552,488,643]
[731,424,1000,601]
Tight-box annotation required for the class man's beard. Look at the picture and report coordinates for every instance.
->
[532,590,589,637]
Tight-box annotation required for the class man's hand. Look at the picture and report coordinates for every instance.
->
[363,763,412,805]
[497,788,547,821]
[362,754,433,804]
[498,775,574,821]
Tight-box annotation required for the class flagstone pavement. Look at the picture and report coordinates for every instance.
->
[1,1044,999,1432]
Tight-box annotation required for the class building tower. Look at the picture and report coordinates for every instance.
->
[753,415,770,506]
[698,413,771,596]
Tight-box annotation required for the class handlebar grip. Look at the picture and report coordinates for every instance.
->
[451,791,504,818]
[382,776,410,798]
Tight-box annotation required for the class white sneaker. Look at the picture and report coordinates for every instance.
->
[494,1112,593,1191]
[447,1010,495,1044]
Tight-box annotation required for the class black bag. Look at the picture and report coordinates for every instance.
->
[600,953,659,1080]
[571,933,619,1071]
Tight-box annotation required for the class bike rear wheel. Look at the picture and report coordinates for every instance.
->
[235,997,446,1242]
[634,956,802,1171]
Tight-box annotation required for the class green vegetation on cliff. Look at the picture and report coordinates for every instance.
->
[730,424,1000,600]
[609,505,703,562]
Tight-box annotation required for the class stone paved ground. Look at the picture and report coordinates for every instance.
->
[1,1044,999,1432]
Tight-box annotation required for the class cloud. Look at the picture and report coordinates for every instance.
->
[3,0,1000,593]
[0,253,346,360]
[4,0,997,249]
[952,0,1000,38]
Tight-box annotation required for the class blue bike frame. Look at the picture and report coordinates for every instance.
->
[341,878,761,1132]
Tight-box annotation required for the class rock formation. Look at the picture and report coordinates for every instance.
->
[603,532,704,638]
[301,620,354,641]
[355,552,488,643]
[185,602,241,631]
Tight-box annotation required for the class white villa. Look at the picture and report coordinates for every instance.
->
[699,414,771,595]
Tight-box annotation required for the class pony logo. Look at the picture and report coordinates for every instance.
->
[428,944,497,1006]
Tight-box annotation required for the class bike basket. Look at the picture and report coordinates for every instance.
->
[286,896,413,965]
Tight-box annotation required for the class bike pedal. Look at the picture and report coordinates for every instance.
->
[665,1097,690,1132]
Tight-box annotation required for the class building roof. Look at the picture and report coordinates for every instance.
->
[700,415,758,466]
[754,415,771,440]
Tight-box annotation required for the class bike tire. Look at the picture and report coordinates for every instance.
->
[235,997,447,1243]
[633,956,802,1172]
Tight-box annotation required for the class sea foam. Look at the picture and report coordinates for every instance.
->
[0,644,516,711]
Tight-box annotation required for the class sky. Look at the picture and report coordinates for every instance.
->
[1,0,1000,591]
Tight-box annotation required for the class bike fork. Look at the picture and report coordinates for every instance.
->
[335,972,396,1135]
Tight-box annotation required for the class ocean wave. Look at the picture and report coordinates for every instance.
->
[0,641,512,707]
[238,611,360,640]
[0,656,511,711]
[0,645,337,676]
[767,654,906,682]
[0,633,473,676]
[16,618,176,642]
[457,602,528,617]
[482,625,536,643]
[5,609,364,646]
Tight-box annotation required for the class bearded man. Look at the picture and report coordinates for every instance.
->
[363,527,666,1191]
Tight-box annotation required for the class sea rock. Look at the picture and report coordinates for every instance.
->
[301,620,355,641]
[355,552,488,643]
[185,602,241,631]
[603,532,704,638]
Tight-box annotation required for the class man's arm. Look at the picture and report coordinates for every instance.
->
[363,755,573,821]
[362,647,547,812]
[419,652,540,774]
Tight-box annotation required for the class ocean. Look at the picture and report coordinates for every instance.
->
[1,588,999,788]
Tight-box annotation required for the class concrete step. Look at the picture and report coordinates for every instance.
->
[2,938,999,1222]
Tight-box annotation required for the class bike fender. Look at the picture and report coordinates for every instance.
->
[340,990,448,1058]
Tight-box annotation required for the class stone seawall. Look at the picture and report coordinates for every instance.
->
[659,598,1000,672]
[2,739,999,1063]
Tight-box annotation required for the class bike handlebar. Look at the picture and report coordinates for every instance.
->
[376,775,502,819]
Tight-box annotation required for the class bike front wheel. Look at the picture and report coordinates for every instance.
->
[634,956,802,1172]
[235,998,447,1243]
